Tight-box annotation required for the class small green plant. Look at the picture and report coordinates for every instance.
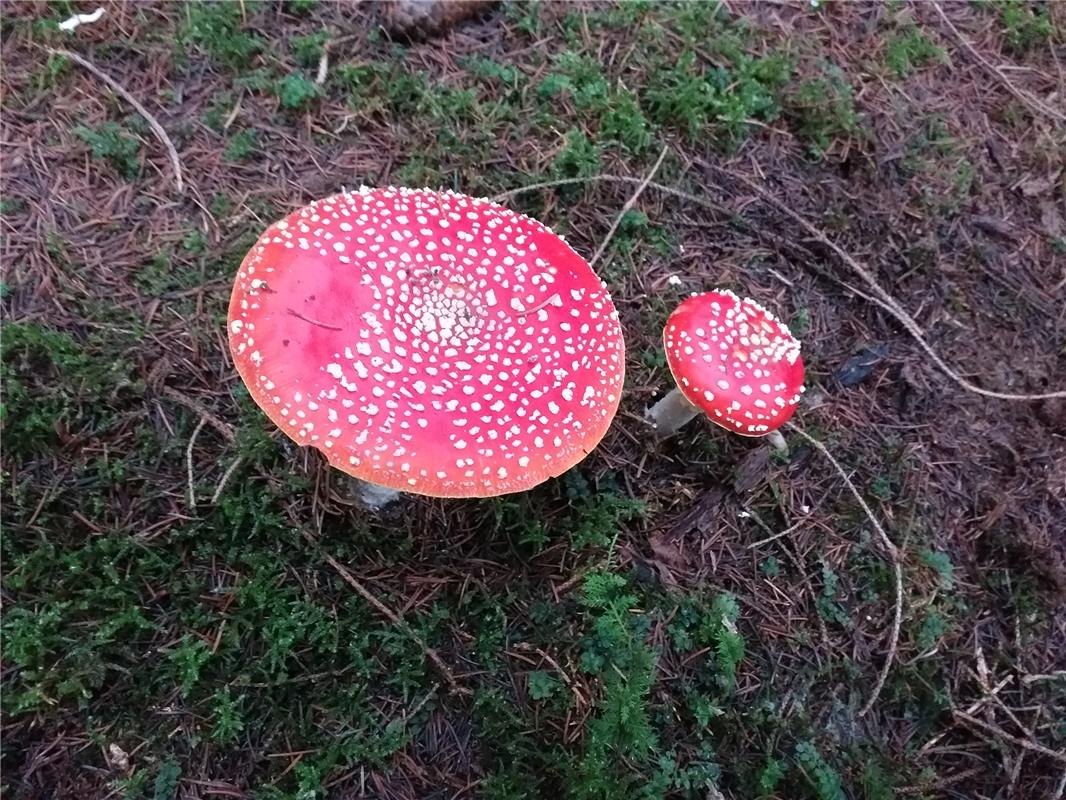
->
[600,89,654,154]
[795,740,844,800]
[0,198,26,215]
[538,52,611,113]
[916,610,948,652]
[993,0,1055,54]
[182,228,207,253]
[36,52,70,91]
[643,49,790,149]
[756,756,785,796]
[275,73,319,109]
[528,671,559,701]
[224,128,258,160]
[573,571,659,797]
[168,635,212,697]
[815,562,850,627]
[861,759,897,800]
[760,555,781,578]
[1,323,135,457]
[884,27,945,77]
[210,686,245,743]
[153,760,182,800]
[564,475,646,550]
[920,548,955,590]
[183,2,262,67]
[291,31,328,66]
[786,64,860,156]
[553,128,602,180]
[74,122,141,178]
[704,592,745,689]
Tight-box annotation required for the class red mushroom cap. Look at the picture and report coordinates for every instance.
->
[663,290,804,436]
[227,187,625,498]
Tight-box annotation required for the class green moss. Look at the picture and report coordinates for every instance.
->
[74,121,141,178]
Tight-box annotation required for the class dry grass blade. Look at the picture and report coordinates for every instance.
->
[211,457,243,504]
[186,417,207,509]
[47,47,186,193]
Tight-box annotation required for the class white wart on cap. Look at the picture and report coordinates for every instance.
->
[228,187,625,498]
[663,290,804,436]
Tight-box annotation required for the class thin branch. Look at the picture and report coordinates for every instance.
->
[704,162,1066,402]
[954,710,1066,765]
[161,387,236,443]
[497,171,1066,402]
[186,417,207,509]
[48,47,186,193]
[493,174,719,212]
[785,422,903,717]
[918,675,1013,756]
[211,456,243,504]
[929,3,1065,124]
[299,528,470,697]
[589,145,669,268]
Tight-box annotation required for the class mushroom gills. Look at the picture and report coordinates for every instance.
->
[645,387,701,436]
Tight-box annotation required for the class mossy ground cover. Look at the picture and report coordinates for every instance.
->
[3,2,1065,799]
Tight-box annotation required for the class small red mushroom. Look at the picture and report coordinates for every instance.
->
[646,290,804,446]
[227,187,625,505]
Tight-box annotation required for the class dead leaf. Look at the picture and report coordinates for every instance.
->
[108,743,130,772]
[667,486,726,539]
[645,533,687,588]
[649,532,687,569]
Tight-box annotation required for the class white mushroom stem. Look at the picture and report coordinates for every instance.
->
[765,429,788,454]
[645,388,791,453]
[350,478,403,510]
[645,387,700,436]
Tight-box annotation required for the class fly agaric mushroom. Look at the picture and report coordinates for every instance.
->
[228,187,625,506]
[646,290,804,447]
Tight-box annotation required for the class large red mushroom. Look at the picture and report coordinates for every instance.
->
[646,289,804,446]
[227,187,625,505]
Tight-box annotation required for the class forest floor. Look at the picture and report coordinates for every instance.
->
[2,2,1065,799]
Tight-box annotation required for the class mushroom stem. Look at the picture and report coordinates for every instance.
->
[765,430,788,454]
[645,387,701,436]
[349,478,403,510]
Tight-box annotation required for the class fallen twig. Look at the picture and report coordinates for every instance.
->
[299,528,470,696]
[918,675,1013,756]
[589,145,669,268]
[497,172,1066,401]
[929,3,1065,124]
[785,422,903,717]
[954,709,1066,765]
[702,161,1066,402]
[161,387,236,443]
[48,47,186,193]
[211,456,243,504]
[186,417,207,509]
